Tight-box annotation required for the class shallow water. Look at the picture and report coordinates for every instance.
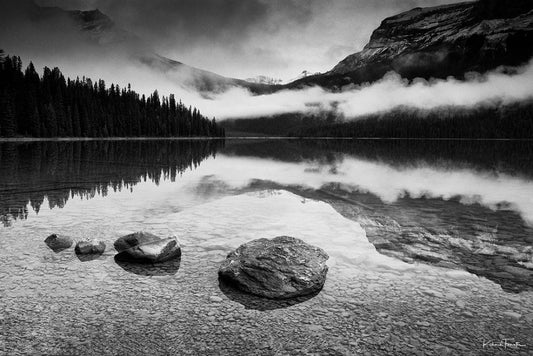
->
[0,139,532,355]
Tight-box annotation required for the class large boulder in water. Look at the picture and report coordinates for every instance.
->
[218,236,329,299]
[44,234,73,252]
[115,234,181,263]
[114,231,161,253]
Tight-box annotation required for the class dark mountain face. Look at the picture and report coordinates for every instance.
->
[473,0,533,20]
[69,9,114,33]
[287,0,533,90]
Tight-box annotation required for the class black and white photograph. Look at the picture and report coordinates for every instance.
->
[1,0,532,354]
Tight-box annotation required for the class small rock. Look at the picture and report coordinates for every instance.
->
[455,300,466,308]
[75,240,106,255]
[308,325,324,332]
[421,289,443,298]
[209,296,223,303]
[502,311,522,320]
[44,234,73,252]
[322,294,335,302]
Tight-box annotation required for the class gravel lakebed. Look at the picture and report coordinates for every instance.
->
[1,190,532,355]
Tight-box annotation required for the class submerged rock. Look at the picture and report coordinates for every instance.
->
[44,234,73,252]
[114,255,181,276]
[114,231,161,253]
[115,234,181,263]
[218,236,329,299]
[75,240,106,255]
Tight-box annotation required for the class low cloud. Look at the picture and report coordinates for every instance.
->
[3,0,532,123]
[198,62,533,120]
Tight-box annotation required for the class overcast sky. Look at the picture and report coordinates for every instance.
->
[30,0,467,81]
[2,0,531,123]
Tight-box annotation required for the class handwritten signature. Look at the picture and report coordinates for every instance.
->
[482,339,526,349]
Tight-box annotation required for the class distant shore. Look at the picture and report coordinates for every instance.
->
[0,137,226,142]
[1,136,532,143]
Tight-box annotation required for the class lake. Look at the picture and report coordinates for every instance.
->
[1,139,532,355]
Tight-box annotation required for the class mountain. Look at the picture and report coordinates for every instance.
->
[136,53,274,93]
[245,75,283,85]
[287,70,321,83]
[287,0,533,89]
[67,9,134,45]
[29,4,273,93]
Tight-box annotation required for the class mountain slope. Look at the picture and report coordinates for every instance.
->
[33,4,272,93]
[287,0,533,89]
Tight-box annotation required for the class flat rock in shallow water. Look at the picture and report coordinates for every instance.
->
[114,231,161,253]
[218,236,329,299]
[75,240,106,255]
[44,234,73,252]
[116,237,181,263]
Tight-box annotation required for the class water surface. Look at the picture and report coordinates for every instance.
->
[1,139,532,355]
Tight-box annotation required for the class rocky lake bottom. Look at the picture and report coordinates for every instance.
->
[1,139,532,355]
[1,190,531,355]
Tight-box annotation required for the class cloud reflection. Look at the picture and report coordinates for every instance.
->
[189,154,533,225]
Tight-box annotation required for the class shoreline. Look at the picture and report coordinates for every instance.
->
[1,136,532,142]
[0,137,226,142]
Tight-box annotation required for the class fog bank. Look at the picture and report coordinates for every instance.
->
[202,62,533,120]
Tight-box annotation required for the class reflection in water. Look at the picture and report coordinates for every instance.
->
[287,185,533,293]
[217,140,533,293]
[218,277,320,311]
[0,140,224,226]
[114,254,181,276]
[223,139,533,178]
[1,138,532,294]
[76,251,105,262]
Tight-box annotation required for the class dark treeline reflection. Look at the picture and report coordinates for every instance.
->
[223,138,533,178]
[0,140,223,226]
[223,101,533,139]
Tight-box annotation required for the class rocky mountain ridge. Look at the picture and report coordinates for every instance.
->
[15,0,533,93]
[288,0,533,89]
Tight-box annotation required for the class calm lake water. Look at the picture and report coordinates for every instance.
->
[1,139,532,355]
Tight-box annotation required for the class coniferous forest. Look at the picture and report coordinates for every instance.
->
[221,100,533,138]
[0,51,225,138]
[292,102,533,138]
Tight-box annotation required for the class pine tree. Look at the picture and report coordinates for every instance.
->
[0,90,17,137]
[30,107,40,137]
[42,103,57,137]
[0,51,225,138]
